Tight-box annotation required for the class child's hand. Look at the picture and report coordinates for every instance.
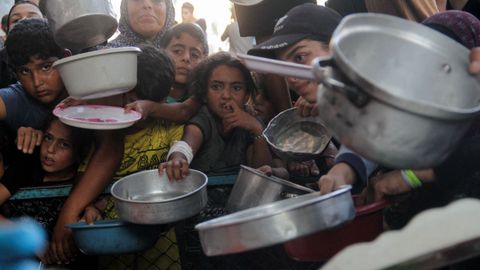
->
[288,160,320,177]
[50,214,78,265]
[56,97,86,109]
[81,205,103,225]
[222,101,263,135]
[294,96,318,117]
[159,154,189,181]
[16,127,43,154]
[125,100,156,121]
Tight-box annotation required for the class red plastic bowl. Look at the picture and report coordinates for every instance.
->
[283,196,388,261]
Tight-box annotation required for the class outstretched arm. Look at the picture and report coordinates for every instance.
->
[49,130,124,264]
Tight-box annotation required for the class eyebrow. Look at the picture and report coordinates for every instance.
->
[10,11,41,18]
[285,45,307,60]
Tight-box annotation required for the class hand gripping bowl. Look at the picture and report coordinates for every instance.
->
[111,169,208,224]
[53,47,141,99]
[65,220,164,255]
[263,107,332,161]
[195,186,354,256]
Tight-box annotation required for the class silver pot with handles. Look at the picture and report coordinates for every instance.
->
[240,13,480,169]
[313,13,480,169]
[41,0,118,51]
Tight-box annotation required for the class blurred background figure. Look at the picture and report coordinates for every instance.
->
[221,6,254,56]
[181,1,206,32]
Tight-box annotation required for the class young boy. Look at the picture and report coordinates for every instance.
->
[0,18,121,266]
[0,18,67,153]
[125,23,208,123]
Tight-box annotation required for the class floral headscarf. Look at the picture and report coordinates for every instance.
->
[109,0,175,48]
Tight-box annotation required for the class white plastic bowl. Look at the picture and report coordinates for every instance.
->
[53,47,142,99]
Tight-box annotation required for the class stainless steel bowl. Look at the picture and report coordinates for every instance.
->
[41,0,118,50]
[111,169,208,224]
[196,185,354,256]
[226,165,314,212]
[263,107,332,161]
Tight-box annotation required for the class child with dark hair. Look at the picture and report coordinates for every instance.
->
[160,51,271,178]
[72,45,183,270]
[0,18,67,152]
[0,116,90,236]
[0,0,43,88]
[125,23,208,122]
[135,45,175,102]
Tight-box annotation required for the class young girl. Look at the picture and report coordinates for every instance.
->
[160,52,272,179]
[0,116,89,227]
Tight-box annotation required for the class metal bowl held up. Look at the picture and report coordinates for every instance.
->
[195,185,354,256]
[41,0,118,51]
[65,219,164,255]
[263,107,332,161]
[314,13,480,168]
[226,165,314,212]
[111,169,208,225]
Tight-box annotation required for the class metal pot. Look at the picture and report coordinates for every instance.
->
[263,107,332,161]
[240,13,480,169]
[226,165,315,212]
[195,185,354,256]
[111,169,208,224]
[41,0,118,51]
[313,13,480,168]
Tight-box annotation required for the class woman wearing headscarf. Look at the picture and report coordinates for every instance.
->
[109,0,175,48]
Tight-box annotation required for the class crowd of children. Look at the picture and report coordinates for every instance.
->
[1,0,480,269]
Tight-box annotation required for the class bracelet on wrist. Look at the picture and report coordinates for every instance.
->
[400,169,423,189]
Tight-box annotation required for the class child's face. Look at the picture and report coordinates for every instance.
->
[16,56,65,105]
[207,64,249,118]
[166,32,205,85]
[276,39,330,103]
[181,8,193,22]
[8,3,43,31]
[40,120,76,173]
[127,0,166,40]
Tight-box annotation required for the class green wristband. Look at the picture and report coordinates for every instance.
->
[402,169,423,189]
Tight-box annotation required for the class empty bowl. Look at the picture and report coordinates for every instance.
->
[263,107,332,161]
[65,219,164,255]
[53,47,141,99]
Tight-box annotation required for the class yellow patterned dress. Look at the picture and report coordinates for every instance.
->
[81,121,184,270]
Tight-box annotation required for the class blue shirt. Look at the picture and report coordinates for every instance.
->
[0,83,50,131]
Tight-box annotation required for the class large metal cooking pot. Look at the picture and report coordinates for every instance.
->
[240,13,480,169]
[195,185,354,256]
[111,169,208,224]
[226,165,315,212]
[41,0,117,51]
[313,13,480,169]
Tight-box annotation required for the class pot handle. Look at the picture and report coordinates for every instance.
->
[312,57,370,108]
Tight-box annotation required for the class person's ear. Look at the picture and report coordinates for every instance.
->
[63,49,72,58]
